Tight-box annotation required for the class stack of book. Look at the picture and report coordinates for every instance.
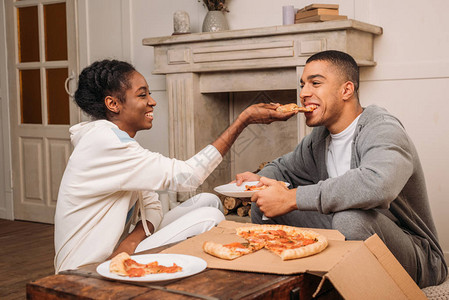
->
[295,4,347,23]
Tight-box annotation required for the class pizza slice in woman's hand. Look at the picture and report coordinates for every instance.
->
[276,103,317,113]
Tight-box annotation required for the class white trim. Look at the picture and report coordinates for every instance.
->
[68,0,81,125]
[76,0,90,69]
[361,60,449,82]
[17,61,69,69]
[13,0,67,7]
[0,0,13,220]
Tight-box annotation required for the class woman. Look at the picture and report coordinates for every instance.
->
[54,59,295,273]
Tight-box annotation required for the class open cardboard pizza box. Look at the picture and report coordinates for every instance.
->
[161,220,427,299]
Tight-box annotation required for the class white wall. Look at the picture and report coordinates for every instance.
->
[357,0,449,262]
[131,0,449,257]
[76,0,449,261]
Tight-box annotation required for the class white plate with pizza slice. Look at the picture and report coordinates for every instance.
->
[214,181,289,198]
[96,253,207,282]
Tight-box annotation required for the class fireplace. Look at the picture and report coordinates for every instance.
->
[143,20,382,201]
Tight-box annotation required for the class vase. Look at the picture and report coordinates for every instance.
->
[173,10,190,34]
[202,11,229,32]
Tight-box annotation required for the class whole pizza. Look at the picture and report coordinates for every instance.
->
[203,224,328,261]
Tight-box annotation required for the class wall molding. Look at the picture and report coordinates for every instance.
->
[361,60,449,82]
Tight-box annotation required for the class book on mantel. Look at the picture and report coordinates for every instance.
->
[297,3,339,12]
[295,3,347,23]
[295,8,339,19]
[296,15,348,23]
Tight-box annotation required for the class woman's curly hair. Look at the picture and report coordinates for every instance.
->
[74,59,136,119]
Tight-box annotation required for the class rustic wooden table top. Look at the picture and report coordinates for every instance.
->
[26,244,342,299]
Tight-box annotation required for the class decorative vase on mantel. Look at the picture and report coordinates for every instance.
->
[202,10,229,32]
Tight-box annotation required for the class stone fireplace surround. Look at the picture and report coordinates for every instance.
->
[143,20,382,200]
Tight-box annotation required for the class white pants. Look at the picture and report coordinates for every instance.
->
[135,192,224,253]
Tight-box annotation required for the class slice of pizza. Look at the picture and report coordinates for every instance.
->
[202,241,264,260]
[109,252,182,277]
[109,252,132,276]
[297,104,318,112]
[144,261,182,274]
[245,184,267,191]
[244,181,288,191]
[263,228,328,260]
[236,225,328,260]
[276,103,317,113]
[110,252,150,277]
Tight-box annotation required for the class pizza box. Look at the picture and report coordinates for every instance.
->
[161,220,426,299]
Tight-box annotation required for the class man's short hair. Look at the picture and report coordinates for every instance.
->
[306,50,359,96]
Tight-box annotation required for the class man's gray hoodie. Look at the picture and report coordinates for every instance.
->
[259,105,447,286]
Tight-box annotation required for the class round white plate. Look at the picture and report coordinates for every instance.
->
[214,181,289,198]
[96,253,207,282]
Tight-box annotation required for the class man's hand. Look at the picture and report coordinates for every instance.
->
[251,177,298,218]
[234,171,261,186]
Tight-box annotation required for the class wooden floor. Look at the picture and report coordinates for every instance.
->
[0,219,55,300]
[0,215,248,299]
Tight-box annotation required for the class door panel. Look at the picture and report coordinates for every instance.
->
[46,68,70,125]
[21,137,44,202]
[17,5,40,63]
[6,0,78,223]
[20,69,42,124]
[44,3,68,61]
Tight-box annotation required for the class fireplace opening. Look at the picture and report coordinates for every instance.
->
[191,89,300,201]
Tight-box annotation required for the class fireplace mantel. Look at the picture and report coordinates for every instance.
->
[143,20,382,74]
[143,20,382,197]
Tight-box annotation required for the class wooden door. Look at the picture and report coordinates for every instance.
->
[5,0,79,223]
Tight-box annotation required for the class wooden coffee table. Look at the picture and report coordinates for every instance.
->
[27,245,343,299]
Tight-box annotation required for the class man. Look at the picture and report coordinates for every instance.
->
[236,50,447,288]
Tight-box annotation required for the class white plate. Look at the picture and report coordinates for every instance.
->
[214,181,289,198]
[96,253,207,282]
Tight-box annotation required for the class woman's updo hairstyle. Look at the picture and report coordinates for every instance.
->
[74,59,136,119]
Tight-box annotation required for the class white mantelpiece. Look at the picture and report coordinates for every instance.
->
[143,20,382,195]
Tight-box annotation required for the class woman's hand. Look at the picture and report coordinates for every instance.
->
[238,103,297,126]
[212,103,296,157]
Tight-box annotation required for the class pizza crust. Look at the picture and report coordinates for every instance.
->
[276,103,299,112]
[203,241,248,260]
[109,252,131,276]
[276,229,328,260]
